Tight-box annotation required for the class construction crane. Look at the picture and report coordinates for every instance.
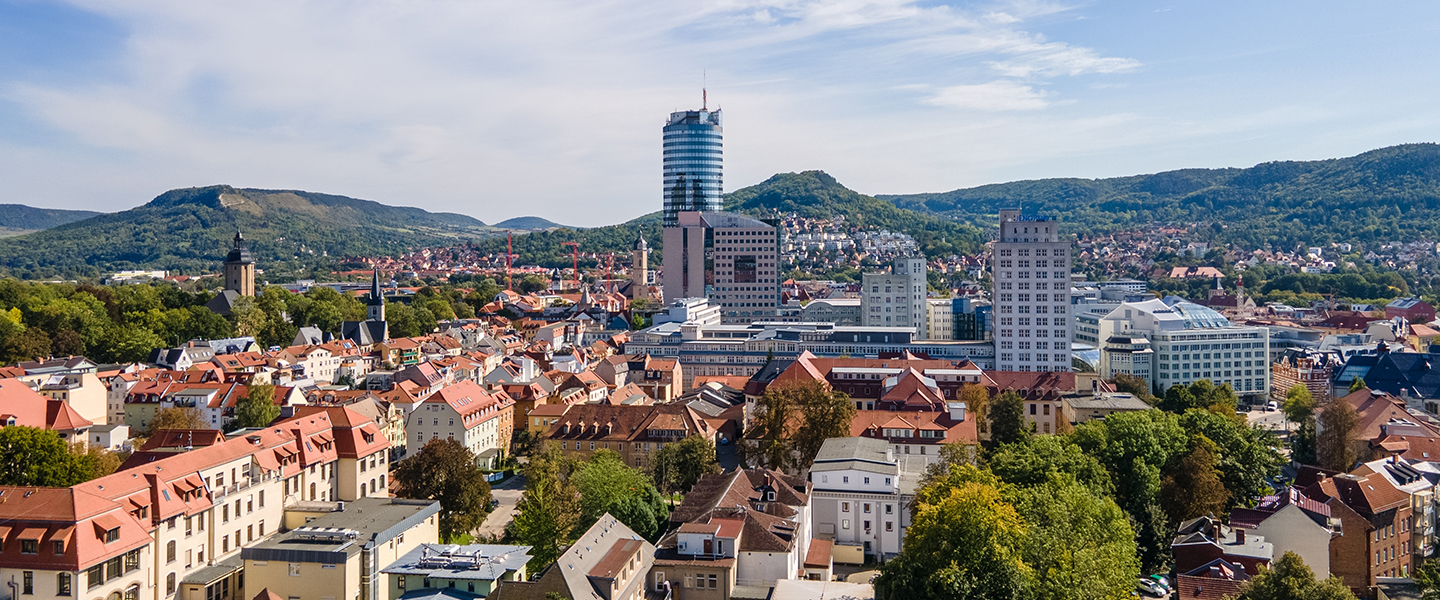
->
[561,242,580,292]
[506,232,513,291]
[605,252,616,294]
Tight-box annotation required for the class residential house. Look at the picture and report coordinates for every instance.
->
[1305,472,1414,590]
[848,404,975,461]
[489,514,653,600]
[1229,487,1338,576]
[544,404,718,470]
[653,468,812,596]
[0,379,95,440]
[8,356,109,425]
[406,381,515,468]
[1171,516,1274,577]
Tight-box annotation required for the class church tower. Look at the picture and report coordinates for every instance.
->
[367,268,386,321]
[224,231,256,296]
[630,231,649,300]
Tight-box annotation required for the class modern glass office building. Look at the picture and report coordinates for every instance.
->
[662,108,723,227]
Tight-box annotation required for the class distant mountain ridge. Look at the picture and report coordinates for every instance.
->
[0,185,498,279]
[474,170,987,268]
[493,216,569,230]
[0,204,102,235]
[879,143,1440,248]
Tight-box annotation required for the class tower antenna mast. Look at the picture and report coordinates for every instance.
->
[703,70,707,110]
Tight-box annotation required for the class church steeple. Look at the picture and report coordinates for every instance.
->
[367,268,386,321]
[223,230,256,296]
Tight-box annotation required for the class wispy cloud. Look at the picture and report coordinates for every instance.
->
[922,81,1052,110]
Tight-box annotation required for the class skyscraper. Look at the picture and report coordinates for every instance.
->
[992,209,1073,372]
[662,211,780,323]
[662,100,723,228]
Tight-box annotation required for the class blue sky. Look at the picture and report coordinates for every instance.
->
[2,0,1439,226]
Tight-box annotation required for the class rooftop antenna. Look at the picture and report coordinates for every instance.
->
[703,70,707,110]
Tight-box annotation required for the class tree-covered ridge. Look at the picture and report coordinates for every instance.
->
[473,171,988,269]
[881,143,1440,248]
[0,185,499,280]
[0,204,102,231]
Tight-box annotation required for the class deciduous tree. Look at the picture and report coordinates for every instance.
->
[512,443,580,570]
[1234,551,1355,600]
[793,382,856,467]
[988,390,1028,446]
[393,439,493,542]
[650,434,720,496]
[1318,400,1361,471]
[232,384,279,429]
[1008,475,1140,600]
[1161,436,1230,522]
[147,407,208,434]
[0,427,88,486]
[572,450,668,538]
[1178,409,1284,509]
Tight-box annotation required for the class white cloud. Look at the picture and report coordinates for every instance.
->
[922,81,1052,111]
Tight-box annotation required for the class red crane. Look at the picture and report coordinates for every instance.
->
[561,242,580,291]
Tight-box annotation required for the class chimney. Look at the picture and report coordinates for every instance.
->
[1234,528,1245,544]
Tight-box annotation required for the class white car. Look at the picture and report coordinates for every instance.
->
[1266,401,1279,412]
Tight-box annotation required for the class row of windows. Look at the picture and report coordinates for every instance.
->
[997,305,1068,314]
[997,329,1069,339]
[999,341,1067,350]
[997,281,1064,291]
[999,271,1070,280]
[997,247,1065,257]
[998,353,1067,363]
[997,259,1064,268]
[998,317,1064,326]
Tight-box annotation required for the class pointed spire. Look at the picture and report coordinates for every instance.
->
[369,268,384,305]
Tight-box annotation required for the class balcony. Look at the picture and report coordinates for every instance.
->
[212,478,258,499]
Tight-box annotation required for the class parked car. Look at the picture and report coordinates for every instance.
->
[1136,578,1167,597]
[1266,400,1280,412]
[1146,574,1172,593]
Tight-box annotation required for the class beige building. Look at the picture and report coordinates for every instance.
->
[243,498,440,600]
[12,356,110,425]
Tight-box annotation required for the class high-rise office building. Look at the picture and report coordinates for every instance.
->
[993,209,1073,372]
[662,211,780,323]
[662,105,723,227]
[861,257,929,338]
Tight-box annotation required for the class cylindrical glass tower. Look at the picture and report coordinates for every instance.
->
[662,108,723,227]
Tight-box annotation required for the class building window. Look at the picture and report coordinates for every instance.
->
[289,564,301,576]
[709,574,717,589]
[57,573,71,596]
[20,540,36,554]
[22,571,32,595]
[167,541,176,563]
[654,573,665,592]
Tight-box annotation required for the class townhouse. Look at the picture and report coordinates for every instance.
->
[405,381,515,467]
[542,404,719,470]
[0,407,391,600]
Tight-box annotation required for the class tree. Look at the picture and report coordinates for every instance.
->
[988,390,1028,446]
[1348,377,1367,393]
[650,434,720,496]
[1008,475,1140,600]
[1234,551,1355,600]
[1283,386,1317,423]
[393,439,493,541]
[232,384,279,429]
[986,435,1113,497]
[70,442,124,480]
[1291,418,1319,466]
[1111,373,1155,404]
[741,384,800,471]
[793,382,857,467]
[1318,399,1361,471]
[1071,410,1188,572]
[147,407,208,435]
[571,450,668,538]
[512,443,580,570]
[1178,409,1284,509]
[1,327,50,363]
[959,384,990,434]
[0,427,89,486]
[1161,436,1230,522]
[875,466,1030,600]
[1160,379,1238,414]
[1414,558,1440,599]
[919,442,980,488]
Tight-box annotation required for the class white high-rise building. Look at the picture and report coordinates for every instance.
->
[993,209,1072,372]
[861,257,928,339]
[1099,298,1271,399]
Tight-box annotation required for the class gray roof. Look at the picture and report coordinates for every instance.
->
[812,437,893,465]
[1065,393,1152,411]
[553,514,654,600]
[243,498,439,563]
[384,544,532,581]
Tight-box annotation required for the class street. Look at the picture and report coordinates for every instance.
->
[474,473,526,540]
[1246,408,1287,431]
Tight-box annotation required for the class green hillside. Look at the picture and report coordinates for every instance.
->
[478,171,987,269]
[0,185,496,279]
[879,143,1440,249]
[0,205,103,238]
[493,216,569,230]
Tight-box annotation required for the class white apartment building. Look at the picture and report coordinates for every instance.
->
[1099,298,1271,399]
[406,380,515,465]
[993,209,1073,372]
[926,299,954,341]
[861,257,928,339]
[808,437,923,561]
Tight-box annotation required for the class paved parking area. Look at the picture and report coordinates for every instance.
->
[473,473,525,540]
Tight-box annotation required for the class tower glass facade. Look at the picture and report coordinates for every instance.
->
[662,108,723,227]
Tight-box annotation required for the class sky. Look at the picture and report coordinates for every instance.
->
[2,1,1440,227]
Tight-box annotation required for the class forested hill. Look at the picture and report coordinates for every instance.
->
[879,143,1440,248]
[0,205,102,236]
[0,185,496,280]
[475,170,989,269]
